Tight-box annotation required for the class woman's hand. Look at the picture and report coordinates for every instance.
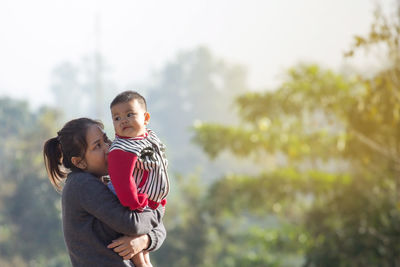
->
[107,234,150,260]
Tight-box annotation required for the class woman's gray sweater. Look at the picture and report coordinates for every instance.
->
[62,171,166,267]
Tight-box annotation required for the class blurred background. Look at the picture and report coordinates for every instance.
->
[1,0,400,266]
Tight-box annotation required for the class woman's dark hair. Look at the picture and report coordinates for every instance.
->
[43,118,104,191]
[110,90,147,111]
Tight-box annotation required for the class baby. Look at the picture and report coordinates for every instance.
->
[108,90,169,267]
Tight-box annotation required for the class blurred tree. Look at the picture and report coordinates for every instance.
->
[147,46,250,178]
[0,98,68,266]
[152,173,209,267]
[192,3,400,267]
[50,55,117,124]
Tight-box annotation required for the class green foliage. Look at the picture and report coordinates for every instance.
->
[345,4,400,62]
[0,99,68,265]
[0,98,35,139]
[152,173,209,267]
[192,3,400,266]
[303,171,400,267]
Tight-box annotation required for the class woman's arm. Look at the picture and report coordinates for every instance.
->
[76,172,164,235]
[107,221,167,260]
[107,234,149,260]
[146,220,166,252]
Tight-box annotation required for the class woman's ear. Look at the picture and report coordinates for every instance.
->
[144,112,151,125]
[71,156,87,170]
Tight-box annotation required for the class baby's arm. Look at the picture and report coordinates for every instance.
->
[131,252,149,267]
[108,149,148,210]
[77,173,164,235]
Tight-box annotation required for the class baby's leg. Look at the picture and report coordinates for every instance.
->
[131,251,147,267]
[143,251,152,267]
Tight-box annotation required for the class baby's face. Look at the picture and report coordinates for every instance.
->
[111,99,150,138]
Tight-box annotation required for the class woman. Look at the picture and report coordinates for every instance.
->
[43,118,165,266]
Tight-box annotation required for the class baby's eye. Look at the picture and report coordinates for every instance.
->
[127,113,135,117]
[114,116,120,121]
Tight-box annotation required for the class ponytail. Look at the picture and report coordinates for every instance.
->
[43,137,66,191]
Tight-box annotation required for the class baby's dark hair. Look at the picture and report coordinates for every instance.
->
[43,118,104,191]
[110,90,147,111]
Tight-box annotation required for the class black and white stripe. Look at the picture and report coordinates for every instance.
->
[109,129,170,202]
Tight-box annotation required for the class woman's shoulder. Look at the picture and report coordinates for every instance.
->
[63,171,107,199]
[67,171,97,181]
[65,171,103,189]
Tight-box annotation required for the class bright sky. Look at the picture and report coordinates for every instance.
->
[0,0,390,108]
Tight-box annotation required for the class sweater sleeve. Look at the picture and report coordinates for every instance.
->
[77,173,164,236]
[146,219,166,252]
[108,149,148,211]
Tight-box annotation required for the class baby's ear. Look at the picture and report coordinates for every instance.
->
[71,156,87,170]
[144,112,151,125]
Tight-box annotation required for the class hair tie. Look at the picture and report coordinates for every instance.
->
[56,131,62,142]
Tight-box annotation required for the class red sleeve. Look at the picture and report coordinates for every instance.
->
[108,149,148,211]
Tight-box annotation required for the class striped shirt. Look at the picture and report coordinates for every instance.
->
[108,129,169,210]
